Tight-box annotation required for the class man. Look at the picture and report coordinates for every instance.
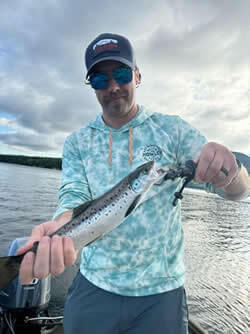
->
[18,33,249,334]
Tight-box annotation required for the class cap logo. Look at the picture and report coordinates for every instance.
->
[93,39,118,55]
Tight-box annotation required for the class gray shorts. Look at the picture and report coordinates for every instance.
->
[64,271,189,334]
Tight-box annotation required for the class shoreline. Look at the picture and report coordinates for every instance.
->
[0,155,62,170]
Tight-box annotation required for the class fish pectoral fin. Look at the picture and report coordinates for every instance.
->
[72,200,93,218]
[125,195,142,217]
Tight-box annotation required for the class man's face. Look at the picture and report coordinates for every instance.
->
[91,60,140,119]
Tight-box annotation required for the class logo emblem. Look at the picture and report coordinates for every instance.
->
[93,39,118,55]
[93,39,118,50]
[142,145,162,161]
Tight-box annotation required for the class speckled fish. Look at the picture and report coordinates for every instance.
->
[0,160,163,291]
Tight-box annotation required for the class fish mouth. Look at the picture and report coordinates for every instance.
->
[147,165,165,183]
[151,167,170,184]
[156,167,166,177]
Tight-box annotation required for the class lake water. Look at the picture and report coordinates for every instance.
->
[0,162,249,333]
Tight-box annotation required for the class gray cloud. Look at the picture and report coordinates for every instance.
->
[0,0,249,156]
[0,132,56,152]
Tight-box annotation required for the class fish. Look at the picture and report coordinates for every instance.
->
[0,160,164,291]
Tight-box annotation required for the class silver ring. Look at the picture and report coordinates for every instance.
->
[31,277,39,285]
[220,166,229,176]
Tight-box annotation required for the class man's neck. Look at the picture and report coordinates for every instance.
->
[102,104,139,129]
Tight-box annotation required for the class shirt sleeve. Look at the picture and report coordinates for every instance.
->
[53,132,92,220]
[176,116,207,164]
[175,116,230,198]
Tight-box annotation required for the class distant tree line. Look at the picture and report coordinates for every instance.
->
[0,151,249,174]
[0,154,62,170]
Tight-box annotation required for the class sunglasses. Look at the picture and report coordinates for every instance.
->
[87,66,133,90]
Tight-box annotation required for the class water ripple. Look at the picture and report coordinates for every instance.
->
[0,165,249,333]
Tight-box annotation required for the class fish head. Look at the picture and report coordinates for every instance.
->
[128,161,160,194]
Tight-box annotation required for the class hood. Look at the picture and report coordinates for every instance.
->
[87,105,153,133]
[86,105,154,167]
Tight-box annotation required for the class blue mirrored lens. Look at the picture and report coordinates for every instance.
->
[90,67,133,90]
[113,67,132,85]
[90,73,109,89]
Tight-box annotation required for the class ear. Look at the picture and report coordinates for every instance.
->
[135,67,141,86]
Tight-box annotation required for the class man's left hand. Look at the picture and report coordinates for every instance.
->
[194,142,238,188]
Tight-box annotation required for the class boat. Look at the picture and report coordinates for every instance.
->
[0,237,208,334]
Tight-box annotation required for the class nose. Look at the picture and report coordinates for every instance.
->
[107,76,120,93]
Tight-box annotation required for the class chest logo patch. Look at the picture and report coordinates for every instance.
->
[142,145,162,161]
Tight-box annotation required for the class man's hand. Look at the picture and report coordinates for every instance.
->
[17,212,76,285]
[194,142,238,188]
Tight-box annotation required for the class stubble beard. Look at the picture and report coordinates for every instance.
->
[103,96,131,118]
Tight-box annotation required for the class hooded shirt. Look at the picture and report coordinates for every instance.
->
[54,105,217,296]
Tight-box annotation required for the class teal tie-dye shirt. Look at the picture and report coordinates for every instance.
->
[54,105,216,296]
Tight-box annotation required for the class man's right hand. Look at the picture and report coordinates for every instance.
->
[17,211,77,285]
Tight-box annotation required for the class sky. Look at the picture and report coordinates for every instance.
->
[0,0,249,157]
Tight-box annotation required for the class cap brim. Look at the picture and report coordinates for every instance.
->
[86,56,136,78]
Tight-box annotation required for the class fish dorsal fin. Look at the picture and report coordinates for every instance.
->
[72,200,92,218]
[125,195,141,217]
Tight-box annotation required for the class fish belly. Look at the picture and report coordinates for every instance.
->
[67,191,136,251]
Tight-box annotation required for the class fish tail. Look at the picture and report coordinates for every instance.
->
[0,254,24,291]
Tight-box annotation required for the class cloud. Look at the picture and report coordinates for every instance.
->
[0,117,12,127]
[137,3,249,73]
[0,0,249,156]
[0,132,55,152]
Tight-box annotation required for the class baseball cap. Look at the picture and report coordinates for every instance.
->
[85,33,136,79]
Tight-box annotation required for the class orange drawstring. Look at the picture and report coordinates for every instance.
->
[108,127,133,167]
[129,127,133,166]
[109,130,113,167]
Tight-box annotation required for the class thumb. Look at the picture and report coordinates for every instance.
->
[17,224,44,255]
[17,238,39,255]
[17,221,52,255]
